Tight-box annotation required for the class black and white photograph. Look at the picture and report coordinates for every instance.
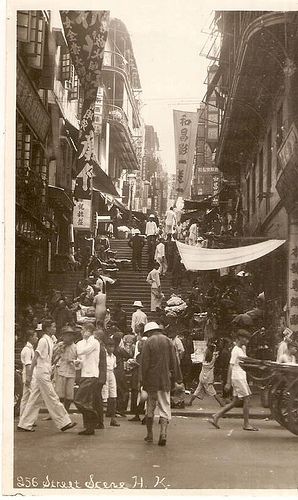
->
[3,0,298,494]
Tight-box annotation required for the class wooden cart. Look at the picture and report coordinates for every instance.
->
[239,357,298,435]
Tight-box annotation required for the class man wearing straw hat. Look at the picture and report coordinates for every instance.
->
[131,301,147,336]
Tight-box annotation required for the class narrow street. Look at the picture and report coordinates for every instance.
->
[14,416,298,490]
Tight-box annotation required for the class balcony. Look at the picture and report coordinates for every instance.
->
[103,50,141,91]
[104,104,140,171]
[216,11,294,170]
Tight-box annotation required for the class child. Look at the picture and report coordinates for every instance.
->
[279,343,297,364]
[187,344,224,407]
[208,329,259,431]
[102,338,120,427]
[54,326,77,412]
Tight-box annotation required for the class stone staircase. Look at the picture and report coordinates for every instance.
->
[108,239,190,329]
[47,270,85,300]
[45,240,191,330]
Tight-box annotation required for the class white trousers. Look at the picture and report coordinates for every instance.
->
[147,390,171,421]
[18,368,71,430]
[19,380,37,417]
[156,257,167,275]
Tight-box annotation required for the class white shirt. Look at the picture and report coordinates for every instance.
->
[230,345,247,380]
[279,353,297,364]
[131,309,148,334]
[106,353,117,371]
[77,335,100,378]
[189,223,198,239]
[154,242,165,261]
[21,342,35,383]
[96,276,115,288]
[172,336,185,360]
[36,334,53,372]
[145,221,158,236]
[86,285,95,299]
[146,268,160,288]
[165,210,176,226]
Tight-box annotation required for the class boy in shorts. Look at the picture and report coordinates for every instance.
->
[55,326,77,412]
[102,338,120,427]
[208,329,259,431]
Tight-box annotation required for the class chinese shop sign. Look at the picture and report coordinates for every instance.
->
[173,110,198,199]
[289,214,298,329]
[17,59,50,143]
[60,10,110,199]
[73,199,92,230]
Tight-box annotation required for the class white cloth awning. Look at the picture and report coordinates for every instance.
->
[176,239,286,271]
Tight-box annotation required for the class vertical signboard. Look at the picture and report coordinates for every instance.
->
[60,11,109,230]
[173,110,198,199]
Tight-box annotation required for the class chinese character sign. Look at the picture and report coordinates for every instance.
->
[73,199,92,230]
[173,110,198,199]
[289,218,298,328]
[60,11,110,199]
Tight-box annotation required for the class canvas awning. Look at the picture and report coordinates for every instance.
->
[92,163,119,197]
[176,239,286,271]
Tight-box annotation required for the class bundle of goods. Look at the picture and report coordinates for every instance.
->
[164,294,188,314]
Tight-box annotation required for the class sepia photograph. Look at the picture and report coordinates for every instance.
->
[3,0,298,494]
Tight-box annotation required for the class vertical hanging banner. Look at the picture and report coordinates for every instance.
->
[173,110,198,199]
[60,10,110,206]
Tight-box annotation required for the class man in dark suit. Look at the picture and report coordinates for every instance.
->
[141,322,181,446]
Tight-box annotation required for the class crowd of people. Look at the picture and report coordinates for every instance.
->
[15,209,298,444]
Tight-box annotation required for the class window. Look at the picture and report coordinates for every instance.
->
[17,11,31,42]
[23,11,45,69]
[32,143,43,174]
[70,72,79,100]
[258,148,263,202]
[276,104,283,174]
[61,50,72,82]
[246,175,250,223]
[252,162,256,214]
[266,130,272,214]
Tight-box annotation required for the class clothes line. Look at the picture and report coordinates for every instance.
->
[176,239,286,271]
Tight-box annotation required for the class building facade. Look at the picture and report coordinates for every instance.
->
[214,11,298,332]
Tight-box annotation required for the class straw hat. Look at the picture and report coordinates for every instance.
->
[144,322,162,334]
[133,300,144,308]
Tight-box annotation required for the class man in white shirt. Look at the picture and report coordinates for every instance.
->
[131,301,148,335]
[165,207,176,235]
[19,329,38,416]
[145,214,158,270]
[154,238,167,276]
[74,322,101,435]
[18,320,76,432]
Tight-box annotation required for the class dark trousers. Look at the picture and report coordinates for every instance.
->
[80,379,102,431]
[97,383,104,426]
[147,236,156,269]
[115,373,129,413]
[132,251,142,271]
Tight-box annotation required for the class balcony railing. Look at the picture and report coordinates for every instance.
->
[102,50,140,90]
[104,103,133,137]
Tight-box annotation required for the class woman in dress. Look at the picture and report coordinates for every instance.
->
[93,281,107,328]
[146,262,163,312]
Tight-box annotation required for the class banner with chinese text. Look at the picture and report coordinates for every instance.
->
[60,11,110,204]
[173,110,198,199]
[73,199,92,230]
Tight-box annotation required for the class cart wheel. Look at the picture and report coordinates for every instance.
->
[285,380,298,436]
[270,379,288,428]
